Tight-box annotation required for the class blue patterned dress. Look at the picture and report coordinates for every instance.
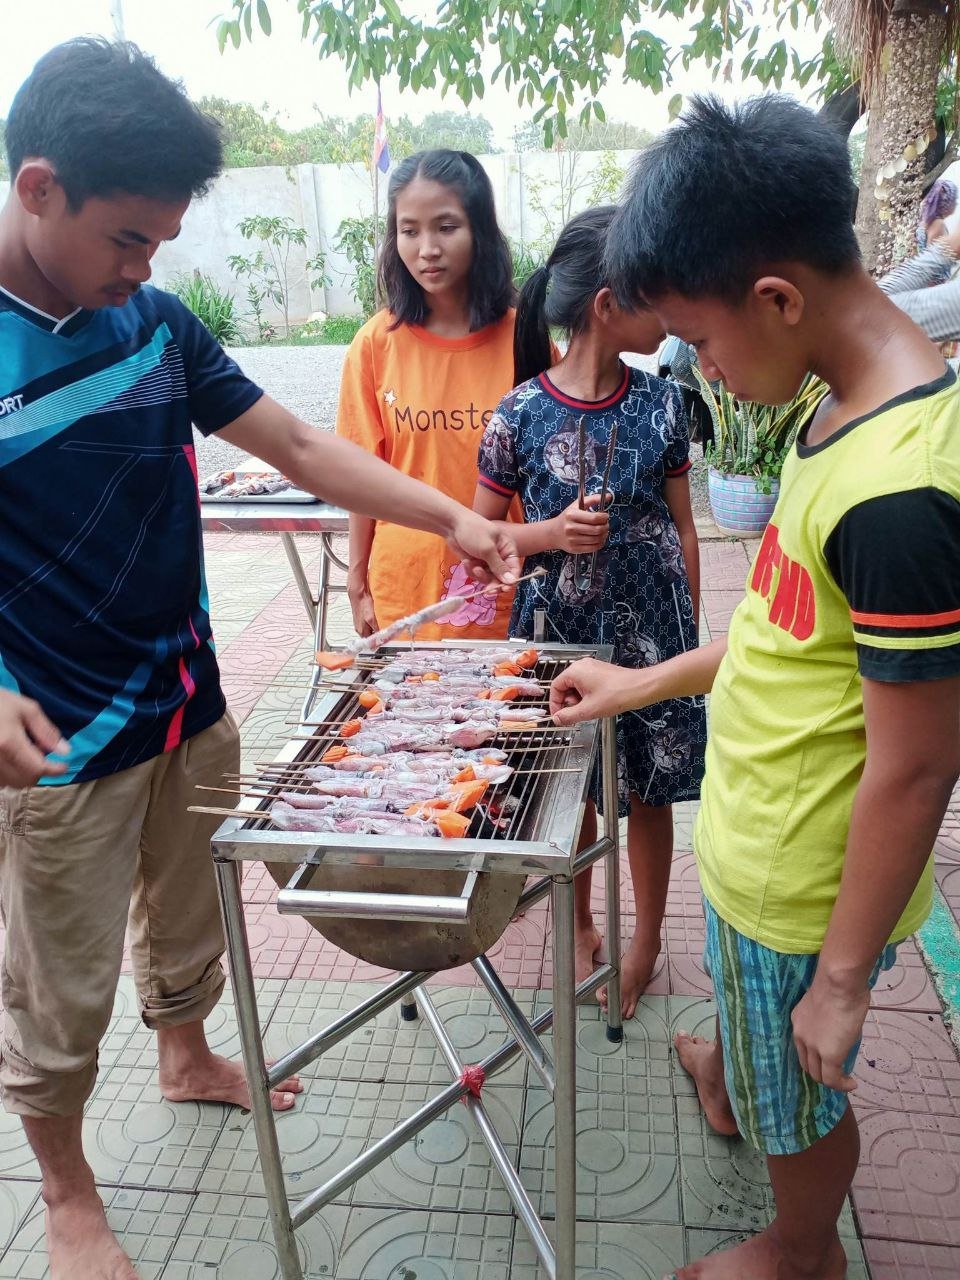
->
[478,364,707,814]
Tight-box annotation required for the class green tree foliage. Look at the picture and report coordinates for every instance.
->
[201,97,498,169]
[514,117,654,152]
[216,0,835,145]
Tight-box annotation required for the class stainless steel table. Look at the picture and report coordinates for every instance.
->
[199,498,349,667]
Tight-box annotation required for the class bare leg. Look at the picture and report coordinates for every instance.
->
[670,1105,855,1279]
[157,1020,303,1111]
[673,1019,739,1136]
[21,1113,139,1280]
[573,801,603,988]
[618,796,672,1018]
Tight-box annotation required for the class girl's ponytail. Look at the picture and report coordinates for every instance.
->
[513,264,552,387]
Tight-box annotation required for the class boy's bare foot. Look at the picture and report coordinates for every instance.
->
[666,1225,847,1277]
[159,1053,302,1112]
[574,919,603,990]
[46,1191,140,1279]
[619,935,662,1019]
[673,1031,739,1136]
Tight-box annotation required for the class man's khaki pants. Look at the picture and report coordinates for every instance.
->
[0,712,241,1118]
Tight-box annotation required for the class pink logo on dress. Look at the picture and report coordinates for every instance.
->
[441,562,498,628]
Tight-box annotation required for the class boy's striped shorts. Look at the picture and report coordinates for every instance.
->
[702,897,897,1155]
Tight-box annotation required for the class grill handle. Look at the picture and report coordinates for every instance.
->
[277,871,479,924]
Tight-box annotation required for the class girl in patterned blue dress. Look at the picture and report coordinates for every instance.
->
[473,206,707,1017]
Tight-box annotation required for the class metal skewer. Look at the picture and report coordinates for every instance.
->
[586,418,618,586]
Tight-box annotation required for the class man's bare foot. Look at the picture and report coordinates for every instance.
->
[667,1224,847,1278]
[574,919,603,990]
[618,935,662,1019]
[46,1190,140,1280]
[159,1052,302,1112]
[673,1032,739,1136]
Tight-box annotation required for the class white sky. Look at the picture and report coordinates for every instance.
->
[1,0,828,149]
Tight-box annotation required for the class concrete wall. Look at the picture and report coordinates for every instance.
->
[0,148,639,330]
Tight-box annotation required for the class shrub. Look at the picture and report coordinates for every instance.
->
[169,272,243,346]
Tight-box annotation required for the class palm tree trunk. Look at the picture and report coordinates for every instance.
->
[855,0,946,273]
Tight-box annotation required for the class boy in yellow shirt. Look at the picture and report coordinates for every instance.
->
[551,96,960,1279]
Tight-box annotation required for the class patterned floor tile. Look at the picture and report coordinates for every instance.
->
[871,938,944,1012]
[664,912,711,997]
[856,1009,960,1117]
[292,930,403,984]
[519,1084,680,1223]
[533,992,673,1098]
[862,1237,960,1279]
[263,981,533,1088]
[665,851,703,918]
[429,907,547,988]
[511,1220,684,1278]
[685,1229,869,1278]
[852,1109,960,1246]
[935,861,960,917]
[677,1095,773,1232]
[161,1190,348,1279]
[240,897,311,979]
[0,1183,39,1258]
[199,1073,525,1215]
[334,1205,513,1280]
[0,1187,191,1278]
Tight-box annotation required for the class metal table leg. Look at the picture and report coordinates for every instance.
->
[551,872,577,1280]
[601,715,624,1042]
[280,532,317,628]
[215,859,302,1280]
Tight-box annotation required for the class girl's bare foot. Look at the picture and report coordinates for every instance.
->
[618,934,662,1018]
[46,1191,140,1280]
[673,1031,739,1136]
[159,1053,302,1112]
[574,918,603,989]
[666,1225,847,1277]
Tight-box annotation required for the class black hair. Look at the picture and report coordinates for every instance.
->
[513,205,621,385]
[5,38,223,209]
[605,94,861,305]
[380,149,514,331]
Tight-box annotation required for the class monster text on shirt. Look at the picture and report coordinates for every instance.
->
[392,401,493,432]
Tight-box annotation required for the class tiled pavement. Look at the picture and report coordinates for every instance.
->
[2,531,959,1278]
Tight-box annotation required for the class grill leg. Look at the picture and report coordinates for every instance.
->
[601,715,624,1042]
[215,859,302,1280]
[399,991,419,1022]
[551,872,577,1280]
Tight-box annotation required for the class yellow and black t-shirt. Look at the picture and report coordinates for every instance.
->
[696,368,960,953]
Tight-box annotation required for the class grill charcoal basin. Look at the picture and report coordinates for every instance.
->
[266,861,526,971]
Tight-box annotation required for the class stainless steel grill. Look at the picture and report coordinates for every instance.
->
[208,640,624,1280]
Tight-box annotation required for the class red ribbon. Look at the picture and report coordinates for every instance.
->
[459,1064,485,1100]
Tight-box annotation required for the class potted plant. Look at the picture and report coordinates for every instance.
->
[693,369,827,536]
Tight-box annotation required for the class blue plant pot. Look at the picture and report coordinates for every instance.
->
[707,467,779,536]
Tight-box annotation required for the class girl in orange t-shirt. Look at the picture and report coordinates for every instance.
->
[335,149,519,641]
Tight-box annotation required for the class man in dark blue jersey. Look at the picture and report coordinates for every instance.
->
[0,40,518,1279]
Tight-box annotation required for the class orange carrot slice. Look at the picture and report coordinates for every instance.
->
[489,686,519,702]
[315,651,354,671]
[340,719,362,738]
[453,766,476,782]
[493,661,522,677]
[421,671,440,682]
[515,648,539,669]
[321,745,350,762]
[446,779,489,812]
[476,688,491,700]
[358,689,381,709]
[433,811,471,839]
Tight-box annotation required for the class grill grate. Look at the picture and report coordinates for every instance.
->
[234,652,580,847]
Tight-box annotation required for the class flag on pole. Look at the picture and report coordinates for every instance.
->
[374,87,390,174]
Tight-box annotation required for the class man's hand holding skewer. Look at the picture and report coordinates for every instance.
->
[448,511,521,588]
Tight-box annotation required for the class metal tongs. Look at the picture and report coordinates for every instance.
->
[574,416,618,592]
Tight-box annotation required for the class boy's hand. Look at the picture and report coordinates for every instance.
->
[550,657,641,725]
[790,976,871,1093]
[551,494,610,554]
[0,689,70,787]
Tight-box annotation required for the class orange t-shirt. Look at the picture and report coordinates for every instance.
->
[335,308,519,640]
